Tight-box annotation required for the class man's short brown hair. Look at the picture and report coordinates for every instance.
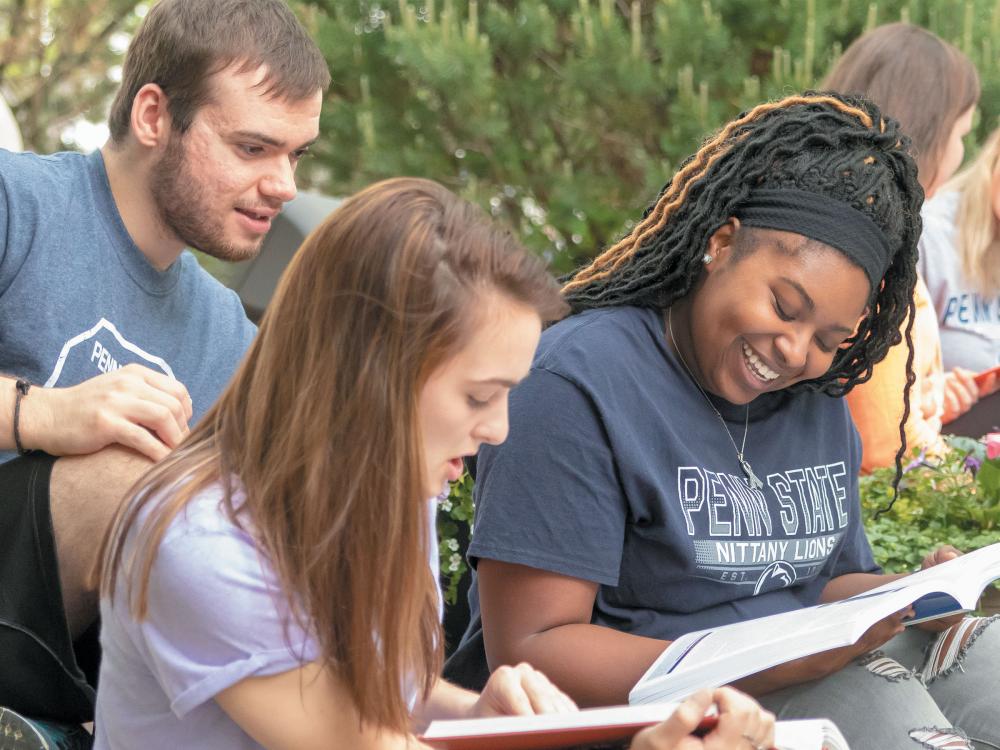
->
[108,0,330,144]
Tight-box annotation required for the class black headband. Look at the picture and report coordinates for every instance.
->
[734,188,892,288]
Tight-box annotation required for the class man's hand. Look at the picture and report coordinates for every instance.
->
[942,368,980,424]
[916,545,965,632]
[630,688,775,750]
[21,364,193,461]
[470,663,577,718]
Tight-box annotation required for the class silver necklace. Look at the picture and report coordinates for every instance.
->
[667,307,764,491]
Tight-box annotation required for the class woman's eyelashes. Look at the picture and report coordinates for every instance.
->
[773,293,838,354]
[814,337,836,354]
[773,295,794,322]
[467,392,496,409]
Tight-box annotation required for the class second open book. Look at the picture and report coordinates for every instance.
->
[630,542,1000,705]
[421,704,848,750]
[423,544,999,749]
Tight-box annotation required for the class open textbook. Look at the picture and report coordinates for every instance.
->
[630,542,1000,706]
[421,703,849,750]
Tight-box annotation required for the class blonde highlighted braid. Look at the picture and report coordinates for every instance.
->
[564,95,875,293]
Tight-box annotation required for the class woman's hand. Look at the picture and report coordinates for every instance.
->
[941,368,980,423]
[915,545,965,632]
[470,662,577,718]
[804,607,910,675]
[921,545,961,570]
[734,607,910,695]
[977,370,999,397]
[630,688,775,750]
[828,608,911,666]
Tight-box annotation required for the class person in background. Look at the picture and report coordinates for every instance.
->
[920,126,1000,374]
[823,22,992,470]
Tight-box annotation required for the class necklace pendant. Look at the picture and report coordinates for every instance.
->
[740,457,764,491]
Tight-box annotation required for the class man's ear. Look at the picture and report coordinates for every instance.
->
[129,83,172,149]
[702,216,742,271]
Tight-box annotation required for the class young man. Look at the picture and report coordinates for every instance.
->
[0,0,329,744]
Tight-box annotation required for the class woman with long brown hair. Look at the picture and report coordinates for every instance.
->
[92,177,774,750]
[822,22,994,466]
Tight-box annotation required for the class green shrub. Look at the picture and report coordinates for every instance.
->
[300,0,1000,273]
[860,436,1000,573]
[436,472,475,604]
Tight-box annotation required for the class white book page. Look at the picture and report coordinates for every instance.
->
[634,595,876,689]
[860,544,1000,618]
[631,543,1000,704]
[422,702,681,739]
[774,720,850,750]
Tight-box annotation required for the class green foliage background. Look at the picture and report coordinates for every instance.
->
[861,438,1000,573]
[295,0,1000,274]
[7,1,1000,264]
[8,0,1000,269]
[0,0,145,151]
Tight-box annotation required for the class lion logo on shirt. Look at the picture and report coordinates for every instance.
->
[753,560,798,595]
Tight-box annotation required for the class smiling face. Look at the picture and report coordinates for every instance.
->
[673,223,871,405]
[417,292,542,498]
[150,64,322,261]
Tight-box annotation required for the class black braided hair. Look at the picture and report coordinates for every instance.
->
[563,92,921,512]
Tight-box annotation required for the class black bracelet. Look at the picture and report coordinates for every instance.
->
[13,379,31,456]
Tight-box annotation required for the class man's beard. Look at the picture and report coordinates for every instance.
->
[149,133,265,263]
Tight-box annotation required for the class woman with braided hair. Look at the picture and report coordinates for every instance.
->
[444,93,1000,749]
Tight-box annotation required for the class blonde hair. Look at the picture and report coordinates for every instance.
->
[940,127,1000,294]
[99,178,567,733]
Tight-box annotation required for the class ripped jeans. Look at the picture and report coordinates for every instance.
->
[758,616,1000,750]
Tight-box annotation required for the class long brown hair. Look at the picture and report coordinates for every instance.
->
[823,23,979,190]
[99,177,567,733]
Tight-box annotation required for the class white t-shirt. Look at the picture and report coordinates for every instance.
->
[919,191,1000,372]
[95,484,441,750]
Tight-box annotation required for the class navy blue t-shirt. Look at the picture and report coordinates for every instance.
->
[445,306,877,689]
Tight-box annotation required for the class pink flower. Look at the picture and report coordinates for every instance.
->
[987,433,1000,460]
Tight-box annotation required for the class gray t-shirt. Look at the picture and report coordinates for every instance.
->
[919,190,1000,372]
[445,306,876,689]
[0,148,255,457]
